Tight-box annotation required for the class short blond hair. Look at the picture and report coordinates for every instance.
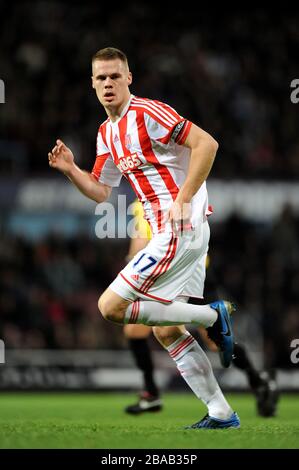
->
[92,47,128,67]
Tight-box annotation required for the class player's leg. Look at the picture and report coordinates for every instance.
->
[153,324,240,428]
[99,287,233,334]
[99,286,217,326]
[198,326,266,385]
[99,289,235,368]
[233,343,265,390]
[200,257,279,416]
[99,223,235,367]
[123,324,162,414]
[233,343,279,417]
[198,327,279,417]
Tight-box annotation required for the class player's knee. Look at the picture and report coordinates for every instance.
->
[97,295,110,319]
[98,295,125,324]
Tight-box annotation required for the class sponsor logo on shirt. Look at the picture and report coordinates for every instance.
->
[117,153,142,174]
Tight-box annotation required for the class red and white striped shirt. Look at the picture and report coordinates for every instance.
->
[92,95,209,234]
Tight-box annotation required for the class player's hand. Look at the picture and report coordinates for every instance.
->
[48,139,75,175]
[165,200,192,235]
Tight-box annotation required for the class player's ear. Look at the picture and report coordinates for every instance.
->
[91,76,95,89]
[127,72,132,86]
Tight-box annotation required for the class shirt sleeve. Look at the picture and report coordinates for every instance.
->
[91,128,122,187]
[143,99,192,145]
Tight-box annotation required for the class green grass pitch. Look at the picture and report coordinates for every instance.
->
[0,393,298,449]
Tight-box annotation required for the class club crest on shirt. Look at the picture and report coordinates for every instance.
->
[125,134,132,150]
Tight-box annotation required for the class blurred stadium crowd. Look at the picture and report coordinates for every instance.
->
[0,3,299,370]
[1,3,298,178]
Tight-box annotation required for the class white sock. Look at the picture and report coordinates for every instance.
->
[167,332,233,420]
[125,300,217,328]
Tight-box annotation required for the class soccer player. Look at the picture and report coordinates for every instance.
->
[48,47,240,429]
[124,201,279,417]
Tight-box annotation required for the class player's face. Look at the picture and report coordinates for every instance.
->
[92,59,132,112]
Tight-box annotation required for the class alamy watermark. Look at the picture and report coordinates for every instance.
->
[0,340,5,364]
[290,79,299,104]
[0,79,5,103]
[94,195,204,249]
[290,339,299,364]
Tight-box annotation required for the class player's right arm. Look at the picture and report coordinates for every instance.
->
[48,139,111,203]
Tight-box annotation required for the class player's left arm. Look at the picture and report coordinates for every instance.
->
[177,123,218,205]
[167,124,218,225]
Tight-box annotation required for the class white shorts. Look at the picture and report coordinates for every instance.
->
[109,221,210,303]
